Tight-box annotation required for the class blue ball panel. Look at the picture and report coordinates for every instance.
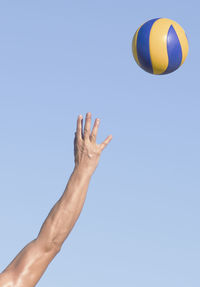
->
[162,25,183,74]
[137,18,159,74]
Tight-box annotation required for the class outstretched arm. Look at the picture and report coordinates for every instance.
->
[0,112,112,287]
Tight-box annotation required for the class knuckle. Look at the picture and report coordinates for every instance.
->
[90,133,96,141]
[84,128,89,134]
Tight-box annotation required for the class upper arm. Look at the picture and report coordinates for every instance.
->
[0,238,60,287]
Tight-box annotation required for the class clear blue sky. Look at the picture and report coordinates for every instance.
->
[0,1,199,286]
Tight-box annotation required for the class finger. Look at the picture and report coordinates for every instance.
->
[90,118,100,142]
[84,112,91,140]
[100,135,112,151]
[74,132,77,152]
[76,115,83,140]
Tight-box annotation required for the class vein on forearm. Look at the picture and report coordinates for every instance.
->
[37,168,92,249]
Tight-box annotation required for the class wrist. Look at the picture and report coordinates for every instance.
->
[73,164,94,179]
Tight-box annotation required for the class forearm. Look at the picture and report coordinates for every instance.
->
[37,167,92,250]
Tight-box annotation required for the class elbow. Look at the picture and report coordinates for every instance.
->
[44,240,62,255]
[49,240,62,254]
[35,237,62,255]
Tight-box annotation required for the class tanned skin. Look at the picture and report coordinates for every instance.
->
[0,112,112,287]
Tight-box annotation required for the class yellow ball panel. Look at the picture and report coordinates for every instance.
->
[149,18,173,75]
[132,26,141,67]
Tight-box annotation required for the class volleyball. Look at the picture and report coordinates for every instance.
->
[132,18,189,75]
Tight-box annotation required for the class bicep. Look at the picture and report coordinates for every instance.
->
[1,239,59,287]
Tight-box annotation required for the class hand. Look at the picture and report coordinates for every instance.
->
[74,112,112,175]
